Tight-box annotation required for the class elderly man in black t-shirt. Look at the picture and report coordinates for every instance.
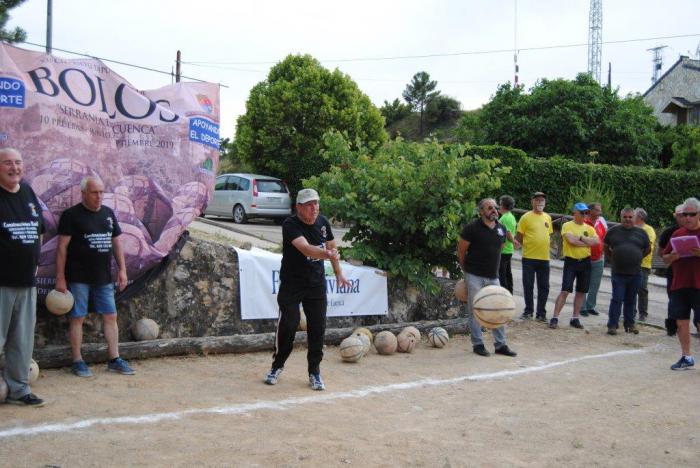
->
[457,198,517,357]
[0,148,45,407]
[603,207,650,335]
[264,188,350,391]
[56,176,133,378]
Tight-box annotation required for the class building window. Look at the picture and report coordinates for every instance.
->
[691,106,700,126]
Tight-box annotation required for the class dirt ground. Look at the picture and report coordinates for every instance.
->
[1,318,699,468]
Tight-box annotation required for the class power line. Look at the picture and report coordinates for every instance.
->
[183,32,700,66]
[18,40,229,87]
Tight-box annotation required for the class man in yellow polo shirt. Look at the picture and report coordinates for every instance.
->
[549,203,600,329]
[634,207,656,322]
[516,192,553,321]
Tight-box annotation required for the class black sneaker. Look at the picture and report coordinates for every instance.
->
[588,310,600,316]
[536,315,547,323]
[473,344,490,356]
[624,324,639,335]
[607,327,617,336]
[638,313,648,322]
[580,309,589,317]
[6,393,45,407]
[570,318,584,329]
[495,345,517,357]
[519,313,533,320]
[549,317,558,329]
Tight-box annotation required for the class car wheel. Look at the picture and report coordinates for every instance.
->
[232,204,248,224]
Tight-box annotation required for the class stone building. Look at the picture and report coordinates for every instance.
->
[643,56,700,126]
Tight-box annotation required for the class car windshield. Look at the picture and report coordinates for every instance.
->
[257,180,286,193]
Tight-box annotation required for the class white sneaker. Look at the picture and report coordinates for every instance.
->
[264,368,283,385]
[308,373,325,391]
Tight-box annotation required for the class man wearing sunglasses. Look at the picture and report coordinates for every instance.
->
[581,202,608,317]
[457,198,517,358]
[662,197,700,371]
[549,203,599,330]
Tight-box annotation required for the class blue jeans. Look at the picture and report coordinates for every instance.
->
[607,272,642,328]
[464,273,506,348]
[522,258,550,318]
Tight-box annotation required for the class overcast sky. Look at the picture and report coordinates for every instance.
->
[8,0,700,139]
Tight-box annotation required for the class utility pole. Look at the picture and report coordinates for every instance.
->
[46,0,53,54]
[587,0,603,83]
[607,62,611,89]
[175,50,181,83]
[647,45,667,84]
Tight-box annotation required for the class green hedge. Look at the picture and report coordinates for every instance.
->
[464,144,700,227]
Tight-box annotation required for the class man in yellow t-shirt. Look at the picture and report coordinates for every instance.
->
[549,203,599,329]
[516,192,553,321]
[634,207,656,322]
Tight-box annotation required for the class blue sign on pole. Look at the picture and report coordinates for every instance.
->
[189,117,219,149]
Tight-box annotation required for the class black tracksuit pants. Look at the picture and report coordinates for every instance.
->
[272,285,327,375]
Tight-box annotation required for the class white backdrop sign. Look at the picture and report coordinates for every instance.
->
[235,247,388,319]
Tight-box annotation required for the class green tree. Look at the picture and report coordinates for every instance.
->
[478,74,661,166]
[235,54,386,193]
[425,95,461,126]
[402,71,439,139]
[669,125,700,170]
[307,132,505,293]
[454,109,486,144]
[0,0,26,43]
[379,98,411,127]
[217,137,252,174]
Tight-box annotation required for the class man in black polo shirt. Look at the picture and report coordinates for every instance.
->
[0,148,45,407]
[264,188,350,391]
[457,198,517,357]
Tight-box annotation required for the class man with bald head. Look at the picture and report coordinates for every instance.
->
[56,176,133,377]
[0,148,45,406]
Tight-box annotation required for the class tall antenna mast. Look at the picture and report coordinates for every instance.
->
[587,0,603,83]
[647,45,668,84]
[513,0,519,87]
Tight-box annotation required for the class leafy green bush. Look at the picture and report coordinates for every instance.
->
[308,133,506,293]
[670,125,700,170]
[467,144,700,227]
[567,173,617,218]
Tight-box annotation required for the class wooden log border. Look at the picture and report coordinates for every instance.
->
[28,318,470,369]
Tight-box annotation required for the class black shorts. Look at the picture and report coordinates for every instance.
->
[668,288,700,322]
[561,257,592,293]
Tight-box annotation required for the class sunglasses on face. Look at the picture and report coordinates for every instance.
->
[681,212,699,217]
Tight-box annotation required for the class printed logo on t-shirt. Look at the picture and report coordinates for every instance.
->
[545,222,549,228]
[106,216,113,231]
[320,225,327,240]
[28,202,38,218]
[497,227,504,237]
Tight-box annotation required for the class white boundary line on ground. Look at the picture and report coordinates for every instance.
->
[0,348,646,440]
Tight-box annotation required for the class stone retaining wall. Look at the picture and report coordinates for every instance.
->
[34,237,465,348]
